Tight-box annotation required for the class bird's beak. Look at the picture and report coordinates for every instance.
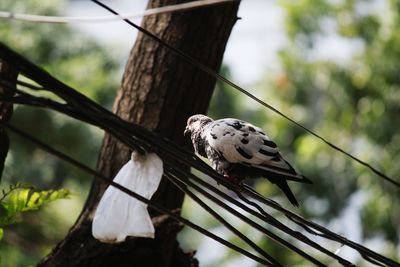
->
[184,126,190,137]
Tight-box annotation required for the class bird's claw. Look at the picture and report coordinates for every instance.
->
[223,173,243,185]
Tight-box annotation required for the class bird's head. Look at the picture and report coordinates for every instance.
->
[184,114,213,137]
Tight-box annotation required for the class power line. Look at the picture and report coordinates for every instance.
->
[165,168,331,266]
[0,0,238,24]
[1,79,346,266]
[0,83,324,265]
[4,123,273,266]
[0,87,349,265]
[0,78,394,266]
[1,42,398,266]
[164,171,283,267]
[90,0,399,188]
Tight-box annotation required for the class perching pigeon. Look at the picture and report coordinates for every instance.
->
[184,114,311,207]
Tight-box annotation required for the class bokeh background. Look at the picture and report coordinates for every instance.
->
[1,0,399,266]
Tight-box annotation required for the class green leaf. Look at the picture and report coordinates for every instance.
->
[0,185,71,228]
[27,192,41,208]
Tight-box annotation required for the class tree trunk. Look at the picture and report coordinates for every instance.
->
[39,0,239,266]
[0,60,18,180]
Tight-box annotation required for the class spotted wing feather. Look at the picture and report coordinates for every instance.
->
[204,118,292,171]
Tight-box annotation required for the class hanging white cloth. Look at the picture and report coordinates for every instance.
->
[92,152,163,243]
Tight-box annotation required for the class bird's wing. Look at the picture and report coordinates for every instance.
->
[204,118,311,184]
[204,118,290,169]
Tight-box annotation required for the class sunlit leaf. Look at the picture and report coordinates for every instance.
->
[0,185,71,228]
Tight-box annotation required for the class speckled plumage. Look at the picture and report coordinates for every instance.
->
[184,114,312,207]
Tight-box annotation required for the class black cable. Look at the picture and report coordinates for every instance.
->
[241,185,400,267]
[3,123,272,266]
[0,85,348,265]
[164,171,282,267]
[0,60,397,266]
[1,81,397,266]
[165,168,331,266]
[90,0,399,188]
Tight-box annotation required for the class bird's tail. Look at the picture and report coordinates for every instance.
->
[253,165,313,184]
[257,160,313,184]
[275,181,299,207]
[260,169,300,206]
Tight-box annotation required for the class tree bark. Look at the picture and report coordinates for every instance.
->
[39,0,239,266]
[0,60,18,180]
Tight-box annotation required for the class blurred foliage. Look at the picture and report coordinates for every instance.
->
[0,182,70,266]
[191,0,400,266]
[0,0,120,266]
[278,0,400,250]
[0,183,67,227]
[0,183,70,251]
[1,0,399,266]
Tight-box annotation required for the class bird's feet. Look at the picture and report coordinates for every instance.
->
[223,172,243,185]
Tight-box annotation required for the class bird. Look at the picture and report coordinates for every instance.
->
[184,114,312,207]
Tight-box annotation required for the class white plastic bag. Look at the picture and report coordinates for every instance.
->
[92,152,163,243]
